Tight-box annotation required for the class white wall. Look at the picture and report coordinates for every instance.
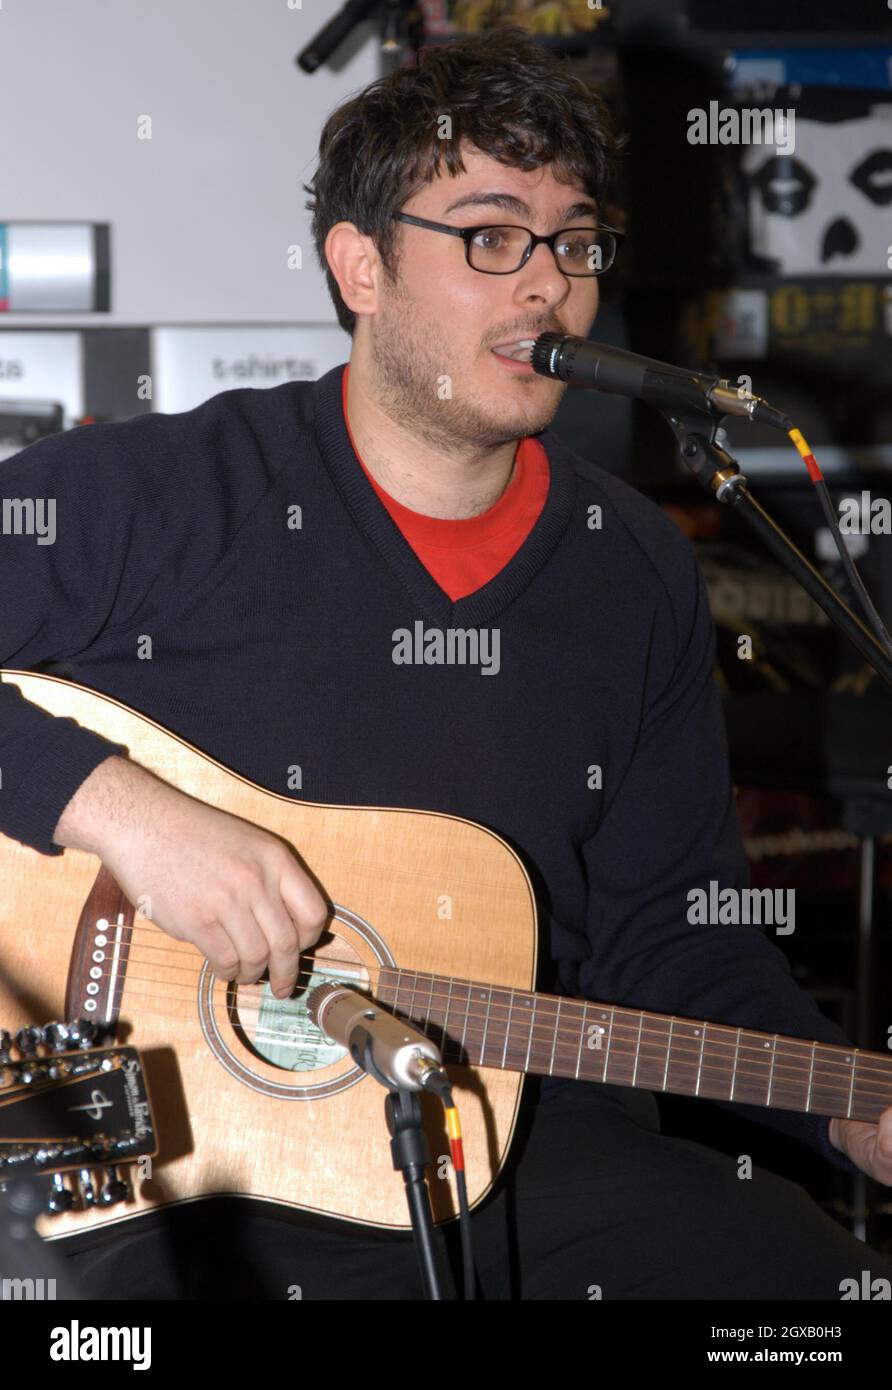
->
[0,0,381,326]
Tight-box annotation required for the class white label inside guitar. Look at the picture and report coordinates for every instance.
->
[248,941,369,1072]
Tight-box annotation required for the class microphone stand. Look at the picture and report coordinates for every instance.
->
[384,1087,447,1301]
[353,1030,450,1301]
[661,406,892,690]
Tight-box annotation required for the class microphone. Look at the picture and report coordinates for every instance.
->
[530,333,791,431]
[296,0,380,74]
[307,983,447,1093]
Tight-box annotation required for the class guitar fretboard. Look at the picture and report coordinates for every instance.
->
[375,968,892,1124]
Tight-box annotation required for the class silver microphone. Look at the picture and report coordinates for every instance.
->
[307,983,445,1091]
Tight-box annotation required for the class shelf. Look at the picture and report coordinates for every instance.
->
[422,28,892,52]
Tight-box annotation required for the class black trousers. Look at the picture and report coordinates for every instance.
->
[58,1079,892,1300]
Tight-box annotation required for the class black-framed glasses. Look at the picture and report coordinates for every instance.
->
[392,211,625,277]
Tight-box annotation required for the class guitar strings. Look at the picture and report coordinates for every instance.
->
[64,951,892,1102]
[67,920,892,1091]
[117,926,884,1093]
[52,980,892,1118]
[108,922,892,1080]
[94,913,888,1089]
[79,927,892,1084]
[48,1000,892,1113]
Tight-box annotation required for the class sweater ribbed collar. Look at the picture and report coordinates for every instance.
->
[311,362,578,628]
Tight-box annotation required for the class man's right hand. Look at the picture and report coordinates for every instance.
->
[53,756,329,999]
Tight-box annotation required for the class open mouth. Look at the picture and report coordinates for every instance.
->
[491,337,537,364]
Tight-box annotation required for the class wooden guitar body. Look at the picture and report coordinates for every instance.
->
[4,672,891,1246]
[0,670,537,1239]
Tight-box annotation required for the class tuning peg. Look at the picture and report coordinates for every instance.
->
[98,1167,129,1206]
[47,1174,76,1215]
[14,1025,44,1055]
[65,1020,98,1050]
[33,1144,66,1168]
[43,1022,73,1053]
[111,1135,144,1157]
[77,1168,97,1207]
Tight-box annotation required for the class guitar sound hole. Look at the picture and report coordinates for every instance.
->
[228,934,370,1074]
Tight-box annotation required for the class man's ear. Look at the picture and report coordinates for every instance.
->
[325,222,383,320]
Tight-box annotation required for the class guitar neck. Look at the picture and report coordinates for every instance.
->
[376,969,892,1125]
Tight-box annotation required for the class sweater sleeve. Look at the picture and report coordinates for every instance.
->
[0,679,129,857]
[0,402,272,857]
[579,523,861,1176]
[0,424,151,856]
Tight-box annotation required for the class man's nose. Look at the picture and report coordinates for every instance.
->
[514,241,571,302]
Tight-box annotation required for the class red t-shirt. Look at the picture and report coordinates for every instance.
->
[342,364,549,601]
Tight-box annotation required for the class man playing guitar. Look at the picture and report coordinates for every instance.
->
[2,28,891,1299]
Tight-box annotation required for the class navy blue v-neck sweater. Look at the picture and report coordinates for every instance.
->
[0,362,860,1175]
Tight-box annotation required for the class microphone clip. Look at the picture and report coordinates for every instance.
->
[660,405,749,504]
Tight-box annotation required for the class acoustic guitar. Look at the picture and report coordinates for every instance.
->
[1,670,888,1242]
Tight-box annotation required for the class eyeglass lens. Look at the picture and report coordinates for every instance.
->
[468,226,615,275]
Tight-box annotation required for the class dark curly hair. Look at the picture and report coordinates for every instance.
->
[305,27,626,335]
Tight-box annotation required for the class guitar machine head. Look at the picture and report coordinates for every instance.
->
[0,1020,157,1216]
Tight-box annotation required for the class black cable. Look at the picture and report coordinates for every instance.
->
[427,1075,477,1300]
[767,416,892,668]
[812,476,892,665]
[454,1165,476,1301]
[726,485,892,687]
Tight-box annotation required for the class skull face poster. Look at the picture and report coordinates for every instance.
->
[741,94,892,278]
